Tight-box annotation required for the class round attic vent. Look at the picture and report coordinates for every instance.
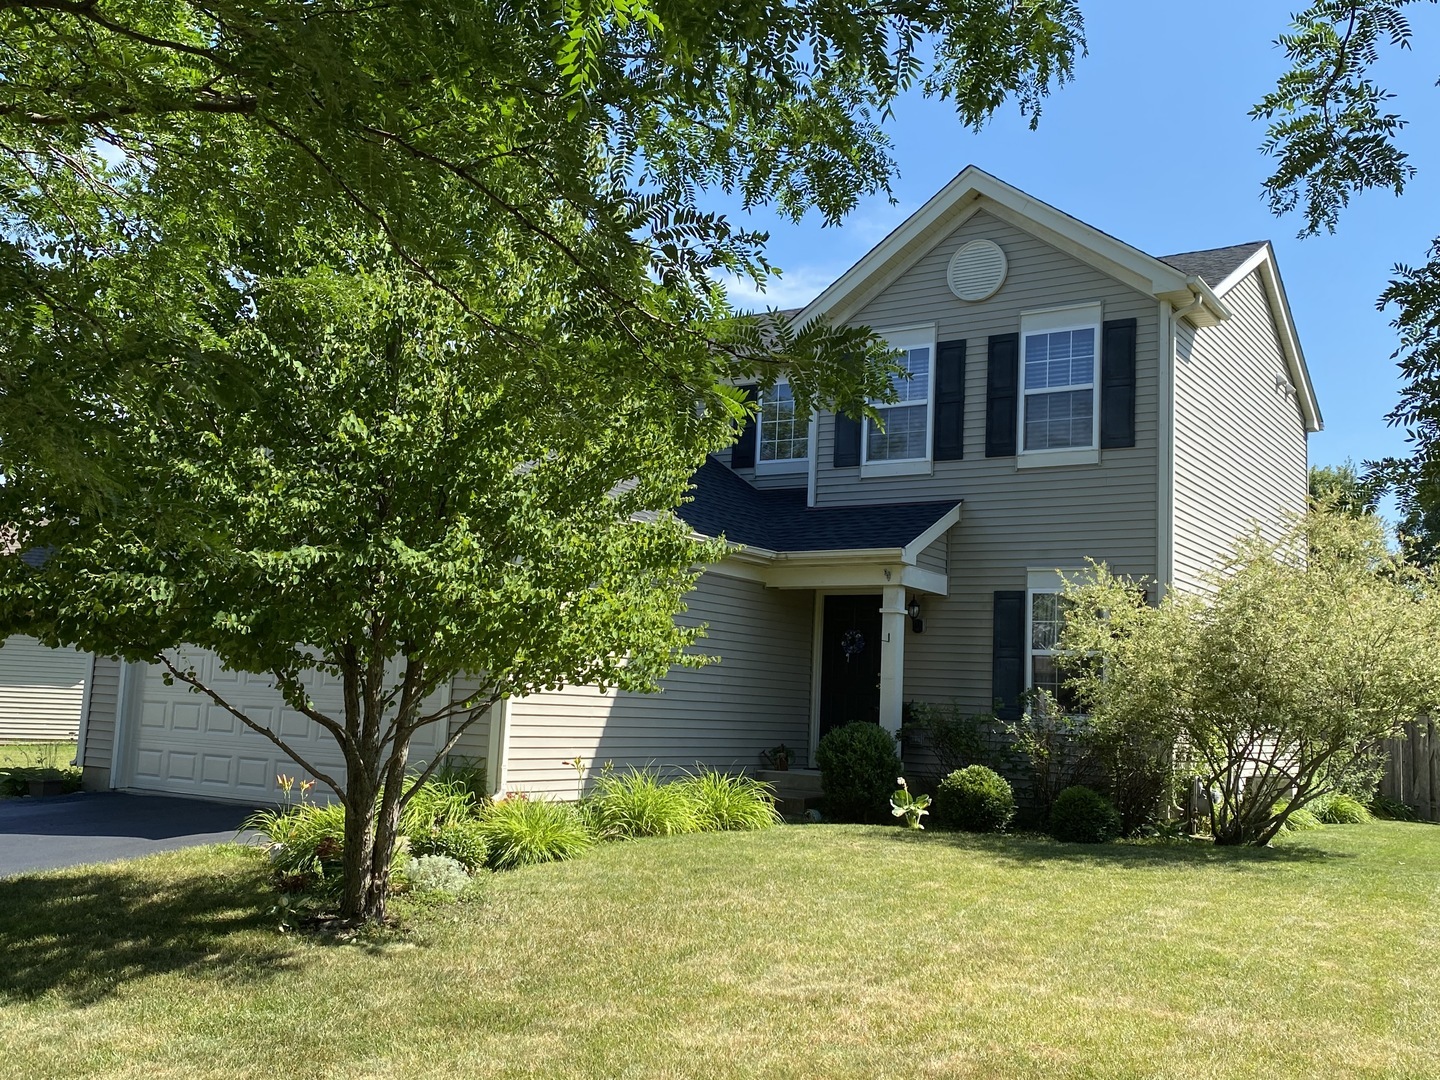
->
[947,238,1007,302]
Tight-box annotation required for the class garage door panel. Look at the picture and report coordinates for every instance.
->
[131,655,449,802]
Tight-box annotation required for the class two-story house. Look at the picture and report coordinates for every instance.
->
[72,167,1319,802]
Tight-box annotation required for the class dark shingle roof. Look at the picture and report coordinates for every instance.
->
[1158,241,1267,284]
[679,457,959,552]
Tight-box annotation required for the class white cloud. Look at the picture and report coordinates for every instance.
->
[711,265,845,312]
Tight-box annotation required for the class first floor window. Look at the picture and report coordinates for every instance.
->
[865,335,932,463]
[1027,572,1092,714]
[759,382,807,464]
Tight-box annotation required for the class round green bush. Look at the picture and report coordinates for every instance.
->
[815,722,901,823]
[934,765,1015,832]
[1049,785,1121,843]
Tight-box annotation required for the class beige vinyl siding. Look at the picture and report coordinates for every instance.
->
[501,568,813,796]
[444,674,493,767]
[814,210,1160,512]
[1172,270,1308,594]
[0,636,89,743]
[916,536,948,575]
[80,655,122,788]
[804,210,1161,717]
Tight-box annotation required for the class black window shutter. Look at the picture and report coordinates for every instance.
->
[985,333,1019,457]
[833,413,861,468]
[1100,318,1137,449]
[730,384,758,469]
[933,339,966,461]
[992,590,1026,721]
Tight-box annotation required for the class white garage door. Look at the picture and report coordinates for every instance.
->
[0,635,89,742]
[128,649,448,803]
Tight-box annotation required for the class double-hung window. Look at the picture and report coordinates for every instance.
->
[1020,304,1101,460]
[1026,568,1087,714]
[757,382,808,472]
[862,326,935,475]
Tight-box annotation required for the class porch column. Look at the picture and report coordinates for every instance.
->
[878,584,907,743]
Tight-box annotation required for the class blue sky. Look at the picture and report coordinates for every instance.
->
[712,1,1440,476]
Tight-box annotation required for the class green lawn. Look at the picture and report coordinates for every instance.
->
[2,822,1437,1079]
[0,741,77,770]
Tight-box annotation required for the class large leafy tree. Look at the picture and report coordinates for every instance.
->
[0,1,1086,921]
[1059,512,1440,846]
[1252,1,1440,516]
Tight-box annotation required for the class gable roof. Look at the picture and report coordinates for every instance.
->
[679,457,958,554]
[1160,242,1268,283]
[797,165,1230,330]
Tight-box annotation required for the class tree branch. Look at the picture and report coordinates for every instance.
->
[156,652,345,798]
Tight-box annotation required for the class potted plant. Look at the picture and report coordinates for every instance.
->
[762,744,792,771]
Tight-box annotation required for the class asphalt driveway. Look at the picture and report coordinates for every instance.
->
[0,792,261,877]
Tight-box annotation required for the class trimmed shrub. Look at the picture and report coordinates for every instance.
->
[1049,785,1121,843]
[479,795,593,869]
[594,767,700,838]
[407,854,471,896]
[677,769,779,831]
[815,722,902,823]
[1311,792,1373,825]
[934,765,1015,832]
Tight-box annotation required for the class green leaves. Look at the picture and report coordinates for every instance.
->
[1252,0,1428,236]
[1059,512,1440,845]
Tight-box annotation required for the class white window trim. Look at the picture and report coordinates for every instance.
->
[754,380,809,475]
[860,324,936,478]
[1018,303,1102,464]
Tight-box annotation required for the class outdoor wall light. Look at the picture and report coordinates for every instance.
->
[907,596,924,634]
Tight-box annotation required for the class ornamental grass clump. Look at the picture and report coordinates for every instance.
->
[594,766,701,838]
[934,765,1015,832]
[676,769,779,831]
[479,794,594,870]
[1049,785,1121,844]
[1312,792,1373,825]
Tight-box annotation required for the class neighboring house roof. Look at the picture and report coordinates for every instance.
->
[1159,242,1268,283]
[680,457,958,554]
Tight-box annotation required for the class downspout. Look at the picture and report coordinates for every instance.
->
[73,652,96,770]
[1156,300,1176,598]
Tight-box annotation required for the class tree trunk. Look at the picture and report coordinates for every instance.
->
[339,765,383,923]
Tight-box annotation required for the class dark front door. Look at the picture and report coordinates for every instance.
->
[818,594,883,739]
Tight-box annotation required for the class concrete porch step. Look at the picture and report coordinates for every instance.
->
[757,768,822,795]
[757,769,824,818]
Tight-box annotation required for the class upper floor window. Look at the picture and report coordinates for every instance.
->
[863,327,935,473]
[1020,304,1101,457]
[758,382,808,469]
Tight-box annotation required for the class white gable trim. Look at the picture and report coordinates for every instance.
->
[1213,244,1322,433]
[797,166,1225,329]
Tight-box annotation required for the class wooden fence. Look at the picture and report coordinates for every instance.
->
[1379,718,1440,823]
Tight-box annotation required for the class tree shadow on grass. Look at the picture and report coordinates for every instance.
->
[0,848,296,1005]
[893,828,1351,870]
